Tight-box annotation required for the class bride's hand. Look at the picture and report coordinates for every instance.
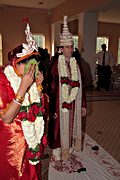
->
[20,64,36,91]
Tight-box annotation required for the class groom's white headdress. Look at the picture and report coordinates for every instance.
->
[60,16,73,46]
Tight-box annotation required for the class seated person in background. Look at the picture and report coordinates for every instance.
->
[96,43,115,91]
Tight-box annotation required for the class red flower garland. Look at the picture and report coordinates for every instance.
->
[61,77,80,110]
[61,77,70,84]
[69,81,80,87]
[17,104,45,122]
[62,102,72,109]
[61,77,80,87]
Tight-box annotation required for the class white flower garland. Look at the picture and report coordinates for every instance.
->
[21,116,44,165]
[4,65,44,165]
[59,55,79,112]
[21,117,44,149]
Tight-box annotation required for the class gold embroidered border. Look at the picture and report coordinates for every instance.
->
[74,138,81,152]
[62,148,69,161]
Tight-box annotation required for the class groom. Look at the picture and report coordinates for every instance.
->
[47,16,87,169]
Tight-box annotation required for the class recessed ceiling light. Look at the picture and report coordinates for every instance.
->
[38,2,44,5]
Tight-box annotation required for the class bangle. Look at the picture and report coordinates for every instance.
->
[15,94,24,104]
[37,85,43,92]
[13,99,22,106]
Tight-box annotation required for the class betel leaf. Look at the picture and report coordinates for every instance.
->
[24,59,39,78]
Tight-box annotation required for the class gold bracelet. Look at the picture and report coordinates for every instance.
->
[15,94,24,104]
[0,107,8,116]
[37,85,43,91]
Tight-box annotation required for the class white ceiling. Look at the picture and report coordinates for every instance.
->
[98,6,120,24]
[0,0,120,24]
[0,0,67,10]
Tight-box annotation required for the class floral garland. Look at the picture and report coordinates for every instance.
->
[18,103,45,165]
[59,55,80,112]
[4,65,46,165]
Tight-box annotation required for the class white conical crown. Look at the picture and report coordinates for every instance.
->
[60,16,73,46]
[16,23,38,57]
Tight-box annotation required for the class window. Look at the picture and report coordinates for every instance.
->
[117,38,120,64]
[96,37,109,53]
[33,34,45,49]
[73,35,78,49]
[0,34,3,66]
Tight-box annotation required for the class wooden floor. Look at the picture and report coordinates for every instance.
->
[85,89,120,163]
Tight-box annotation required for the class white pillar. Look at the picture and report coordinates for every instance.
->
[51,23,55,56]
[78,12,98,85]
[51,22,61,56]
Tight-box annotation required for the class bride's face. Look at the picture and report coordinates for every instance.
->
[16,63,25,76]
